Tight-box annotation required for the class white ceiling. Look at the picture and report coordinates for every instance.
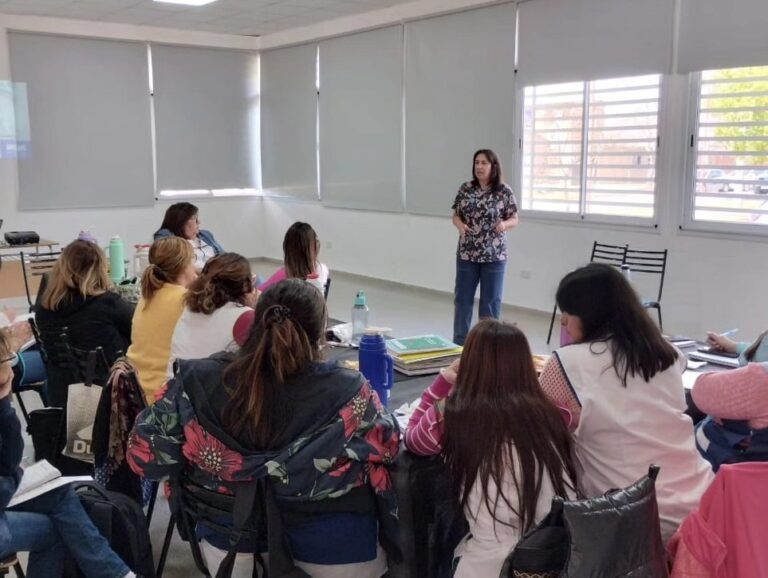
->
[0,0,418,36]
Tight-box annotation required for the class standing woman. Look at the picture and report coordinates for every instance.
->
[155,202,224,271]
[452,149,518,345]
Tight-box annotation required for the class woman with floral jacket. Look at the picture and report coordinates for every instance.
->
[127,279,400,578]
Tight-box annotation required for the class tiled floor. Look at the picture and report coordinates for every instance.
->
[3,260,556,577]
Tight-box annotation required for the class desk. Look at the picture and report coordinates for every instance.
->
[0,240,59,299]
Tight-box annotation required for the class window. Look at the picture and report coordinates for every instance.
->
[521,74,661,221]
[687,65,768,230]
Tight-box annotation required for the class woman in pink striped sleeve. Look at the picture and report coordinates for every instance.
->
[404,319,577,578]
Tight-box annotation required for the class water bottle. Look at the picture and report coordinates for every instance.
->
[620,264,632,281]
[359,329,394,407]
[133,244,151,278]
[351,291,369,346]
[109,235,125,283]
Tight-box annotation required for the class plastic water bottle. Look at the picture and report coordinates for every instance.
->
[109,235,125,283]
[359,329,394,407]
[620,264,632,281]
[133,244,151,278]
[351,291,369,346]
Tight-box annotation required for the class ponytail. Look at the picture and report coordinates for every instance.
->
[223,280,326,448]
[140,263,167,304]
[141,237,194,307]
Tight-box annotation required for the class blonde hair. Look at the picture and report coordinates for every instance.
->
[141,237,194,305]
[42,240,112,311]
[0,327,11,361]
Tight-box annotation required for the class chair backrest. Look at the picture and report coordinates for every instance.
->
[504,465,667,578]
[172,475,266,577]
[39,327,110,388]
[20,250,61,310]
[589,241,628,266]
[323,277,332,300]
[624,248,668,302]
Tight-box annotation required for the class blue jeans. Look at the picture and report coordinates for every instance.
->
[453,258,506,345]
[1,485,130,578]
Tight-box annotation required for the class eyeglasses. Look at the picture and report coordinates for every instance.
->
[0,352,18,368]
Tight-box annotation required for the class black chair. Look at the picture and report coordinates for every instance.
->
[323,277,332,300]
[19,251,60,312]
[502,465,667,577]
[546,242,628,344]
[624,247,668,331]
[11,320,49,428]
[159,475,267,578]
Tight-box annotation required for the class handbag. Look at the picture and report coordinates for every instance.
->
[64,381,103,463]
[503,465,667,578]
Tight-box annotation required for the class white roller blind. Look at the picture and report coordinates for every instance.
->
[9,32,153,210]
[405,5,516,216]
[678,0,768,73]
[260,44,318,199]
[516,0,674,87]
[319,26,403,212]
[152,44,259,192]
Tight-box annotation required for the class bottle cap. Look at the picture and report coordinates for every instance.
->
[354,290,367,307]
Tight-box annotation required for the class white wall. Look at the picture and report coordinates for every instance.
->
[0,15,264,257]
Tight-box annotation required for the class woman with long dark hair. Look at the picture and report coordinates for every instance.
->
[128,279,399,577]
[155,202,224,270]
[539,262,713,539]
[259,222,329,295]
[405,319,576,577]
[451,149,518,345]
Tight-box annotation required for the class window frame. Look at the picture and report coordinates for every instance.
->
[682,70,768,236]
[515,74,664,230]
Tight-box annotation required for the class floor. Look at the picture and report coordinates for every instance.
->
[3,259,558,577]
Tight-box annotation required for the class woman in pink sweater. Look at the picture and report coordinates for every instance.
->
[404,319,576,578]
[692,363,768,470]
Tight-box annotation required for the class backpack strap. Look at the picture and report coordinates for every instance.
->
[215,481,260,578]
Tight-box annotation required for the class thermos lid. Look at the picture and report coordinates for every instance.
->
[354,290,367,307]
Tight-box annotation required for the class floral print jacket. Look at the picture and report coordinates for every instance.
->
[127,356,401,534]
[452,181,518,262]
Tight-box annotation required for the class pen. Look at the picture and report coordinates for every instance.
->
[720,329,739,338]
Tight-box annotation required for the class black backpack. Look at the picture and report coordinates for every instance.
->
[69,481,156,578]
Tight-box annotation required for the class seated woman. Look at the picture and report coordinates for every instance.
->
[0,328,135,578]
[405,319,576,577]
[706,329,768,365]
[691,363,768,470]
[169,252,256,375]
[127,279,399,578]
[155,202,224,270]
[127,237,196,401]
[35,240,134,407]
[259,222,329,295]
[539,262,713,540]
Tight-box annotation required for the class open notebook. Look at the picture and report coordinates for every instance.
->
[8,460,90,508]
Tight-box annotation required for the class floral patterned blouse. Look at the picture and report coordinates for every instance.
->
[452,181,518,262]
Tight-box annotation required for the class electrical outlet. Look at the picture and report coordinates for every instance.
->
[520,270,532,280]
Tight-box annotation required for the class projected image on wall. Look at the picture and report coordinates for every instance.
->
[0,81,30,159]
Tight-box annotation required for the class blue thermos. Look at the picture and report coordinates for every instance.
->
[359,330,394,407]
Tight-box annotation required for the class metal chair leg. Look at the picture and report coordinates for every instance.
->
[546,304,558,345]
[156,515,176,578]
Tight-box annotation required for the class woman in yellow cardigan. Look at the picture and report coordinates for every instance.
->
[127,237,196,401]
